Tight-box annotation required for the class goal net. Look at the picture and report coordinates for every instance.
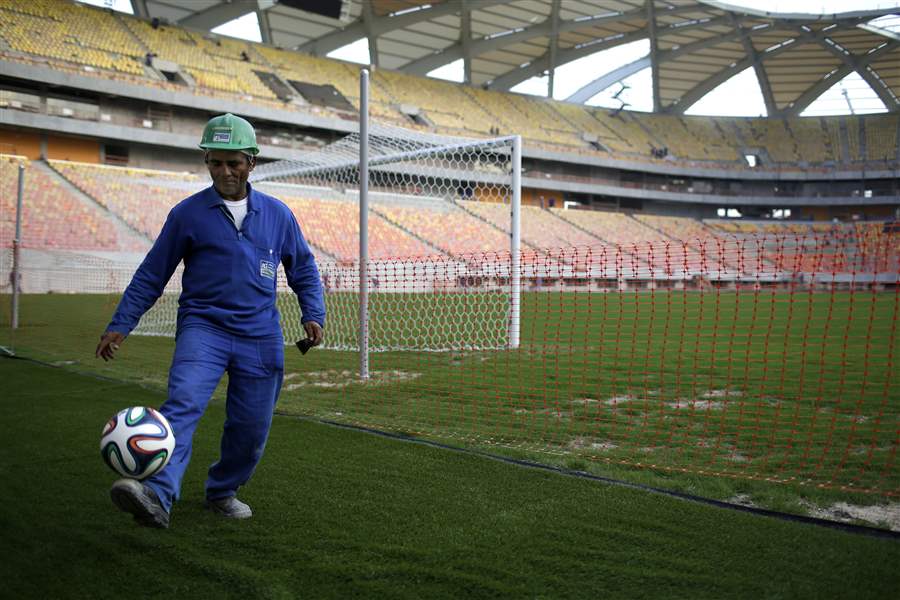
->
[136,120,523,353]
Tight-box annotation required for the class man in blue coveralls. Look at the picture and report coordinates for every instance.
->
[96,113,325,529]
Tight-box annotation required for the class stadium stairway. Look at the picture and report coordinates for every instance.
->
[539,206,646,273]
[631,116,669,157]
[450,198,549,258]
[36,160,150,257]
[112,11,151,56]
[542,207,607,246]
[632,213,701,246]
[550,209,656,272]
[632,213,738,273]
[838,119,852,164]
[366,204,450,259]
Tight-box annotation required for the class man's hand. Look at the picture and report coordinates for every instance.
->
[96,331,126,362]
[302,321,324,347]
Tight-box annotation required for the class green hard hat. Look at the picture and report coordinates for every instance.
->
[199,113,259,156]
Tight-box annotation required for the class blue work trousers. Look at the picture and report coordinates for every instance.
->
[145,324,284,513]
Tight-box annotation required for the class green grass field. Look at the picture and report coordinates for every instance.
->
[2,357,899,599]
[1,289,897,522]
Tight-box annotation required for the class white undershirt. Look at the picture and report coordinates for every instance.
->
[223,198,248,230]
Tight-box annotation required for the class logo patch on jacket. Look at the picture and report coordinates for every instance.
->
[260,260,276,280]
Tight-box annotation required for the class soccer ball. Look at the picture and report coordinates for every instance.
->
[100,407,175,480]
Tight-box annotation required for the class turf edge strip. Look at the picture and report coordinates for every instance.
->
[280,412,900,541]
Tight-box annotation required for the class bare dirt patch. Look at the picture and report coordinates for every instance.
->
[570,398,599,406]
[667,399,724,410]
[801,500,900,531]
[701,389,743,399]
[511,407,573,419]
[568,436,618,452]
[603,394,637,406]
[284,369,420,391]
[726,451,749,463]
[536,407,573,419]
[727,494,757,508]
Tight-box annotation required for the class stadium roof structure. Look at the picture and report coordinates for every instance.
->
[132,0,900,116]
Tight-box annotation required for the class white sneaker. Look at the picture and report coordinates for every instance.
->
[205,496,252,519]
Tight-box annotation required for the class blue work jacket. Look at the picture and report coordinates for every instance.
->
[107,183,325,338]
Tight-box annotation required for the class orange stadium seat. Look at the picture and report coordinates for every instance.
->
[1,155,142,251]
[463,202,602,250]
[632,213,747,273]
[48,160,201,243]
[5,153,891,278]
[373,200,509,258]
[704,219,900,275]
[263,190,442,262]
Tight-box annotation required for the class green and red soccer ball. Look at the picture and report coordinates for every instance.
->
[100,407,175,480]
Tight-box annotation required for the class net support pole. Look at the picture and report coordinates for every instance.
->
[508,135,521,349]
[358,69,370,380]
[11,164,24,331]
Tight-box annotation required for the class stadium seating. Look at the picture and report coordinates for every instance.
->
[1,0,898,169]
[634,213,713,241]
[773,229,858,274]
[491,93,584,148]
[461,201,602,249]
[48,160,200,242]
[0,155,138,251]
[549,209,671,272]
[790,118,835,164]
[855,221,899,273]
[590,111,658,156]
[737,118,800,163]
[255,45,359,102]
[255,46,404,122]
[547,102,623,151]
[681,117,743,163]
[373,200,510,257]
[552,209,656,246]
[846,117,862,163]
[21,157,894,277]
[44,162,444,262]
[0,0,144,75]
[460,86,543,142]
[121,17,278,100]
[265,190,443,262]
[704,219,900,274]
[632,214,749,272]
[709,221,814,236]
[374,70,495,135]
[637,115,721,161]
[545,210,819,275]
[865,113,899,162]
[823,119,845,163]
